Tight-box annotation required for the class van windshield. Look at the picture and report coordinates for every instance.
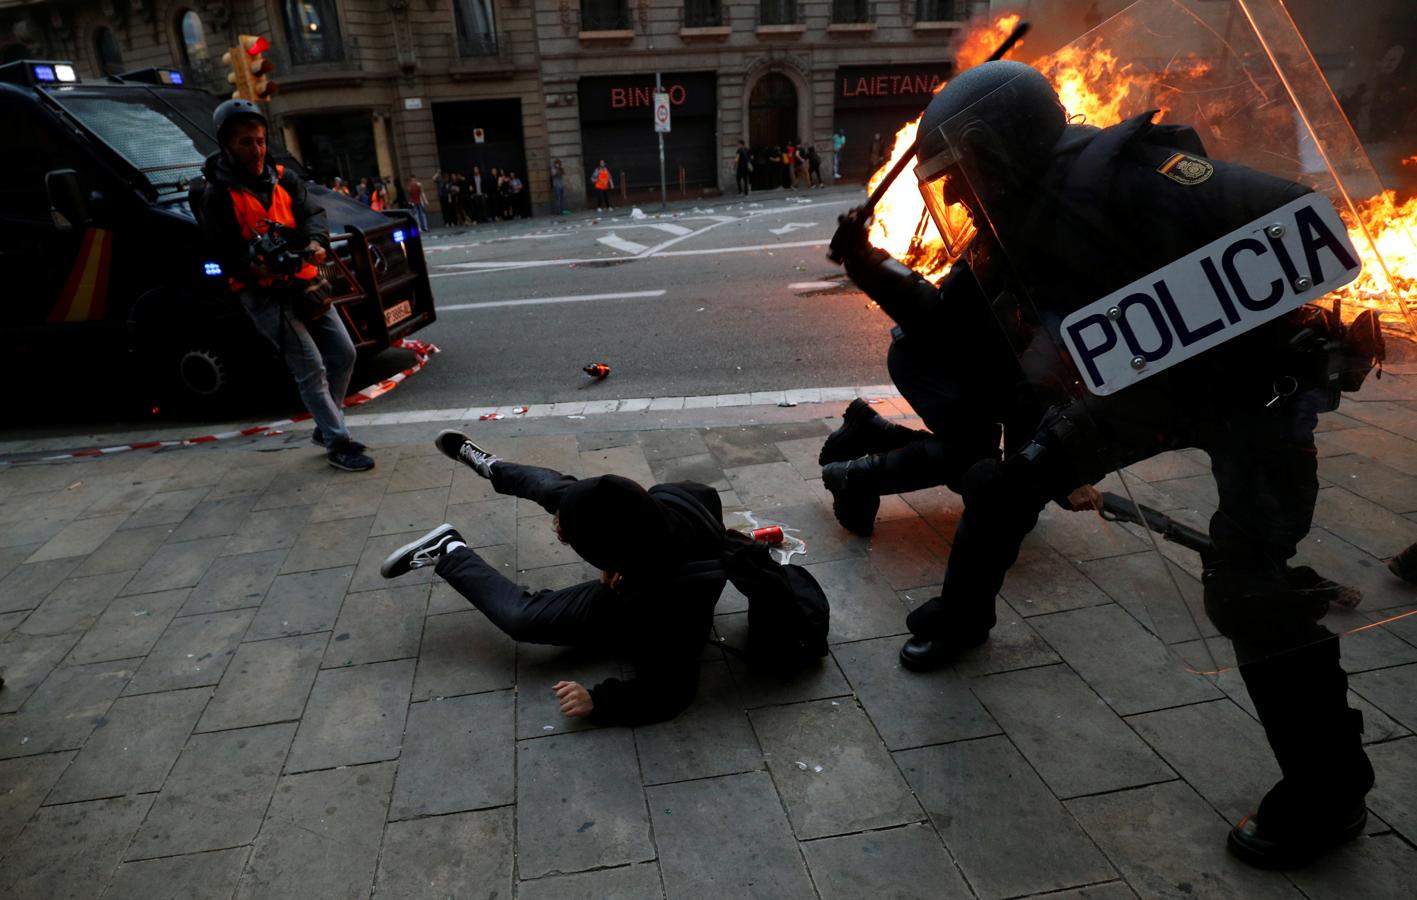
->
[53,90,219,203]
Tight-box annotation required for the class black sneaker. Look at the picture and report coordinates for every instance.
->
[327,441,375,472]
[380,524,464,578]
[311,428,366,453]
[435,429,498,478]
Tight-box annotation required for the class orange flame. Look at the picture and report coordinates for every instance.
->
[865,16,1417,331]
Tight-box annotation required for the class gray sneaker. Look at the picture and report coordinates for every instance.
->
[380,524,464,578]
[435,429,498,478]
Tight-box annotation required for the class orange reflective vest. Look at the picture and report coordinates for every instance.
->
[228,164,319,291]
[371,190,385,212]
[594,168,611,190]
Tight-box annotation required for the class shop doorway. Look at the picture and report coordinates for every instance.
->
[748,72,799,189]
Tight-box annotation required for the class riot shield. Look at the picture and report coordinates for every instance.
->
[914,0,1416,678]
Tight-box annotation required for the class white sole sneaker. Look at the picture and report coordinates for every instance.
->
[380,523,458,578]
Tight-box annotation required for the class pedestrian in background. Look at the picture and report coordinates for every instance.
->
[550,159,566,215]
[783,142,797,189]
[331,176,350,196]
[381,432,731,726]
[407,175,429,230]
[806,145,823,188]
[355,177,371,206]
[833,129,845,179]
[734,140,751,196]
[592,159,614,211]
[370,181,386,212]
[508,171,529,218]
[470,167,489,223]
[869,132,884,171]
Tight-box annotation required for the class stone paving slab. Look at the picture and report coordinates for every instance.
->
[2,416,1416,898]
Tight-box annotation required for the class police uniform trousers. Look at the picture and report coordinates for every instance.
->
[909,388,1373,825]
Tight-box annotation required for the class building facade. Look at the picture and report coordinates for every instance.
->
[1,0,988,212]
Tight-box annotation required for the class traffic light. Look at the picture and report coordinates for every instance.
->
[241,34,277,102]
[220,42,253,100]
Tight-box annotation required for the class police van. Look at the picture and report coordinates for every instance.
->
[0,60,436,408]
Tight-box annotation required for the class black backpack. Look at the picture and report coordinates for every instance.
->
[654,486,830,674]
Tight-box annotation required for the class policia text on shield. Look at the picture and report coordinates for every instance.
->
[1063,194,1360,395]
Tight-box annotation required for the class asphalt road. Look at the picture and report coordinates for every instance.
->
[12,185,896,438]
[385,186,890,412]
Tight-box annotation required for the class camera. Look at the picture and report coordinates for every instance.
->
[247,219,312,277]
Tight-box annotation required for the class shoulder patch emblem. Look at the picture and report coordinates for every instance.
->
[1158,152,1214,186]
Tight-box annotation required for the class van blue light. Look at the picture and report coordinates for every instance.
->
[203,261,223,276]
[168,71,184,85]
[392,229,406,243]
[34,65,55,82]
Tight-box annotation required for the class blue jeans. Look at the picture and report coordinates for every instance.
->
[552,181,565,214]
[240,291,356,447]
[411,203,429,231]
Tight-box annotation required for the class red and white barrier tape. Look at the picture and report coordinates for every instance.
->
[39,338,439,462]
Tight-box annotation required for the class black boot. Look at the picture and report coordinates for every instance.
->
[822,457,882,537]
[819,398,928,465]
[821,437,969,536]
[1228,638,1374,868]
[899,594,995,671]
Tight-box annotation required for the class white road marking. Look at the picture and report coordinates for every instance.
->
[652,239,830,257]
[789,281,839,291]
[597,233,651,254]
[769,222,817,235]
[342,384,905,427]
[437,290,667,311]
[646,223,693,235]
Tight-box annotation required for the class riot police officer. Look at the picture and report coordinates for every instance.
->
[830,59,1378,868]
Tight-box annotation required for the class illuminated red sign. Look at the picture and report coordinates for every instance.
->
[610,84,688,109]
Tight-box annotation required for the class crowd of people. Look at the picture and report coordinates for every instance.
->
[734,139,830,195]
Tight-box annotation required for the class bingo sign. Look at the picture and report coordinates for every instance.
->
[653,91,671,133]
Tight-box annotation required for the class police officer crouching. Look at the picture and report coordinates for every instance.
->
[199,99,373,471]
[832,60,1378,868]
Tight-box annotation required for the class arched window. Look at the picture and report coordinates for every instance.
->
[282,0,345,65]
[177,11,213,89]
[94,27,124,75]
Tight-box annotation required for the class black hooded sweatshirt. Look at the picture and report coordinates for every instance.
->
[198,151,328,289]
[550,475,729,727]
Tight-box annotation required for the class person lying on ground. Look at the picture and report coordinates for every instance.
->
[381,431,729,726]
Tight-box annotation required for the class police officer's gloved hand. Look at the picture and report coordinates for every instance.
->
[828,206,882,266]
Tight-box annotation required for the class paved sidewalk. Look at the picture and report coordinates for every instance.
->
[2,396,1416,899]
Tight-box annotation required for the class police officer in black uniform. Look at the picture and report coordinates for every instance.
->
[830,60,1378,868]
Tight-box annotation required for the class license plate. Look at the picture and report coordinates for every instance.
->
[1061,193,1361,396]
[384,300,412,327]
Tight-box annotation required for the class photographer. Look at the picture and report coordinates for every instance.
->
[199,99,374,471]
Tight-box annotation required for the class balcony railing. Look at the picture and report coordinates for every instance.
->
[683,0,724,28]
[758,0,799,27]
[580,1,630,31]
[284,28,346,66]
[271,36,359,72]
[831,0,871,24]
[915,0,961,22]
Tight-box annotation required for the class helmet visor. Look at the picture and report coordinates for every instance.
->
[915,164,977,259]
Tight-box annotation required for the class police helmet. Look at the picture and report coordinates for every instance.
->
[915,60,1066,184]
[213,98,267,144]
[914,61,1066,254]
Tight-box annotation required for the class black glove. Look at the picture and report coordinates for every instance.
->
[827,206,874,265]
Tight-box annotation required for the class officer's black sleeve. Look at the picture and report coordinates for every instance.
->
[587,651,702,727]
[200,185,256,285]
[285,168,330,248]
[844,247,981,337]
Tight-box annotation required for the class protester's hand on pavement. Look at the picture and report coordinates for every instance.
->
[553,681,593,717]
